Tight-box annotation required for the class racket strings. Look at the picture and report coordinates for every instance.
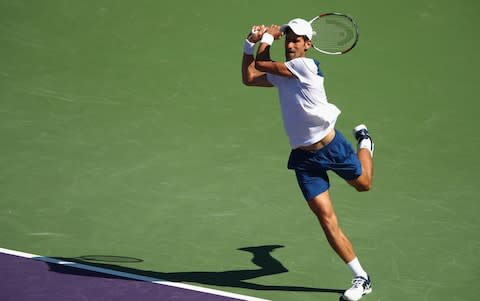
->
[311,15,358,53]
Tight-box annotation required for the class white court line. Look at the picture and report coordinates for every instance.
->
[0,247,271,301]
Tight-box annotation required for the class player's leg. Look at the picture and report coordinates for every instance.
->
[347,124,374,192]
[291,148,372,301]
[307,190,357,263]
[307,192,372,301]
[291,164,357,263]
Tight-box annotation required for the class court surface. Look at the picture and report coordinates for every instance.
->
[0,248,270,301]
[1,1,479,301]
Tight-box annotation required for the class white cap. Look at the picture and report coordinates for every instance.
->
[281,18,313,40]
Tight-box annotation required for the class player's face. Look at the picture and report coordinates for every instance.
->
[284,31,311,61]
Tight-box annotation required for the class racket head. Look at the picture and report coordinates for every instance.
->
[309,12,359,55]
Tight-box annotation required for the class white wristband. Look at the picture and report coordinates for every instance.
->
[260,33,274,46]
[244,39,255,55]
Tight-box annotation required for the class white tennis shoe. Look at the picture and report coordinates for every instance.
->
[342,275,372,301]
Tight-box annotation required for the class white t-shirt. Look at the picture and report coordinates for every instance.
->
[266,57,341,149]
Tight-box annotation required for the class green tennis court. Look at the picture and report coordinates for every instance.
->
[1,1,479,300]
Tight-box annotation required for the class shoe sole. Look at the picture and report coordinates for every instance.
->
[353,124,367,133]
[341,288,372,301]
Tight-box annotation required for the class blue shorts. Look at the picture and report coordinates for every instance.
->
[287,130,362,201]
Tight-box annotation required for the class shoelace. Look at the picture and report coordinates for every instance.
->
[351,277,367,288]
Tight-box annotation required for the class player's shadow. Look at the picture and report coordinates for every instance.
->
[48,245,344,294]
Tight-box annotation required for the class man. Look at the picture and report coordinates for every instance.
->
[241,18,375,301]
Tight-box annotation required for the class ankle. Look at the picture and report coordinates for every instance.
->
[347,257,368,279]
[358,139,373,157]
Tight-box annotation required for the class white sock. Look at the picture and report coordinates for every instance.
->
[347,257,368,279]
[358,138,374,157]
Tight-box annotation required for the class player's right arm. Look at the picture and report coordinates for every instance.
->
[242,26,273,87]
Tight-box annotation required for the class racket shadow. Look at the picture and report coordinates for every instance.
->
[48,245,344,294]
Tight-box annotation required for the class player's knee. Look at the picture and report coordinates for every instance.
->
[317,213,339,234]
[355,181,372,192]
[350,175,372,192]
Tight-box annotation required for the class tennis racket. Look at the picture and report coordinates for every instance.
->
[309,13,359,55]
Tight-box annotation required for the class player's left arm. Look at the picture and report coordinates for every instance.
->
[242,25,273,87]
[255,25,294,78]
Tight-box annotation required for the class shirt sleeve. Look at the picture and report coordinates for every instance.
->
[284,58,322,84]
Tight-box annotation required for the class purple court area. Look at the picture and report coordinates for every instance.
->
[0,253,253,301]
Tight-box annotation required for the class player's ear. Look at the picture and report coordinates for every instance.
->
[305,39,312,50]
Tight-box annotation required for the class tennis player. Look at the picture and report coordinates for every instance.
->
[241,19,374,301]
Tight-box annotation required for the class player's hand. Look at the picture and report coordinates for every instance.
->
[247,25,267,43]
[266,24,283,40]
